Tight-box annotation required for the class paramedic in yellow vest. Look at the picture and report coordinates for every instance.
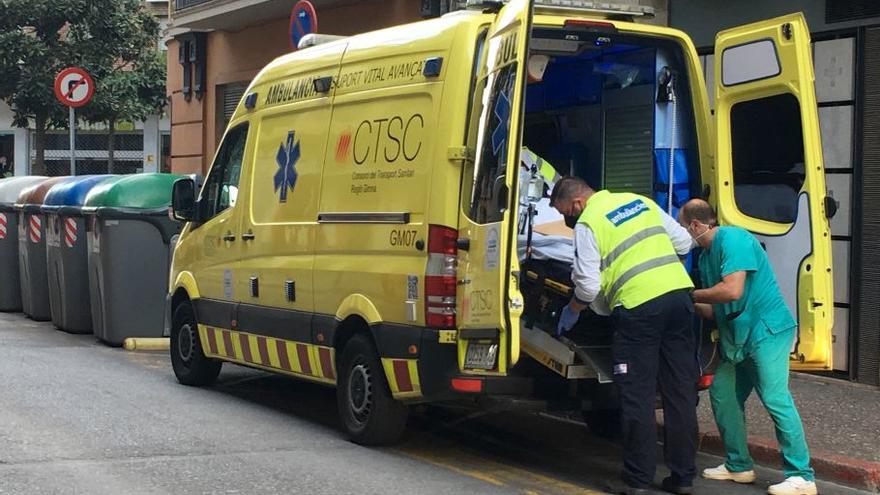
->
[679,199,816,495]
[550,176,698,495]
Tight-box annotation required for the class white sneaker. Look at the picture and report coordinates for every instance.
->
[702,464,757,483]
[768,477,818,495]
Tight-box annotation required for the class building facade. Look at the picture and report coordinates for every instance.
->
[670,0,880,384]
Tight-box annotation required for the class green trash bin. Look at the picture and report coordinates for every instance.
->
[82,173,183,345]
[0,176,49,312]
[15,176,73,321]
[42,175,118,333]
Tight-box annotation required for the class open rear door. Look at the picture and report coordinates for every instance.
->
[456,0,533,375]
[713,13,834,369]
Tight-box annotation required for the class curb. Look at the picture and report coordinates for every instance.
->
[697,431,880,493]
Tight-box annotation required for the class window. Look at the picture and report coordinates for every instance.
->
[466,63,518,224]
[200,123,248,221]
[721,39,780,86]
[730,93,803,223]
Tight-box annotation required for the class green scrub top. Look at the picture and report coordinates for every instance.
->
[698,226,796,360]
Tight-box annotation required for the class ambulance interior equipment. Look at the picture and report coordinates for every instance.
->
[514,27,706,379]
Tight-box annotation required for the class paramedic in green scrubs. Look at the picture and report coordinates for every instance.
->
[679,199,816,495]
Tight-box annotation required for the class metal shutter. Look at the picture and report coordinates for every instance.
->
[603,105,654,197]
[222,82,249,124]
[826,0,880,24]
[855,27,880,385]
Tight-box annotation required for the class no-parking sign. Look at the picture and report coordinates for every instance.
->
[289,1,318,50]
[54,67,95,108]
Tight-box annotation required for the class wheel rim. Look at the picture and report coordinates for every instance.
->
[348,360,373,425]
[178,322,195,363]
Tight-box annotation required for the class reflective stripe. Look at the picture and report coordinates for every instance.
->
[608,254,681,303]
[600,225,668,271]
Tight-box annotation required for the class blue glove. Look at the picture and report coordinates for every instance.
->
[557,304,580,336]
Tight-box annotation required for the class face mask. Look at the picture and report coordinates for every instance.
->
[689,223,711,242]
[563,202,583,229]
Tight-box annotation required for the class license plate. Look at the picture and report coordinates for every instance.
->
[465,343,498,369]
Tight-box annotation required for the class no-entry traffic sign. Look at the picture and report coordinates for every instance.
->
[289,1,318,50]
[54,67,95,108]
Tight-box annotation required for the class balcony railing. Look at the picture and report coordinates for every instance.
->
[174,0,213,10]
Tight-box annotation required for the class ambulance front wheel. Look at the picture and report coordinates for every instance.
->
[337,334,409,446]
[170,303,222,386]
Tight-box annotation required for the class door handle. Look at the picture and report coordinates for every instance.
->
[222,232,236,242]
[241,231,255,241]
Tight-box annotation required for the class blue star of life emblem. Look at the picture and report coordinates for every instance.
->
[491,82,512,158]
[274,131,300,203]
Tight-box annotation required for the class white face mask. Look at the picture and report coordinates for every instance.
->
[689,222,711,243]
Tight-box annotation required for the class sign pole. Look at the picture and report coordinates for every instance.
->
[69,106,76,175]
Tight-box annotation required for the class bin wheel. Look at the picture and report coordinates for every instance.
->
[582,409,623,440]
[171,303,221,386]
[336,334,408,445]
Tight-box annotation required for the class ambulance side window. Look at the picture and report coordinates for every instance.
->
[467,63,518,224]
[730,94,803,223]
[200,123,249,221]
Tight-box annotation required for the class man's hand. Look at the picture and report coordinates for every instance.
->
[557,304,581,336]
[694,302,714,321]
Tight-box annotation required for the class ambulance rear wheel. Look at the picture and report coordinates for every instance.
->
[171,303,222,386]
[337,334,408,445]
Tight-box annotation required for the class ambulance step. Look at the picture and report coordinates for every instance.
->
[521,325,612,381]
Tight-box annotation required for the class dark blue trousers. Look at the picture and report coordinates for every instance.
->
[610,288,699,488]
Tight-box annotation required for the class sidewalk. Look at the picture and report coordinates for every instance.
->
[693,372,880,492]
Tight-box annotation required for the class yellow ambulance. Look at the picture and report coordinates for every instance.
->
[166,0,834,445]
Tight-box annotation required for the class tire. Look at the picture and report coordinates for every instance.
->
[170,302,222,386]
[337,334,409,445]
[583,409,623,440]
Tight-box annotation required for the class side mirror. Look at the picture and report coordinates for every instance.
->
[171,178,198,222]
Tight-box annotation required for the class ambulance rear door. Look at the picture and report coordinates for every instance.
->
[713,13,834,369]
[456,0,533,375]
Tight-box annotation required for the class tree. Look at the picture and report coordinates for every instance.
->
[77,1,167,172]
[0,0,166,175]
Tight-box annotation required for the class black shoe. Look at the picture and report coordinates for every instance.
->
[661,476,694,495]
[604,478,653,495]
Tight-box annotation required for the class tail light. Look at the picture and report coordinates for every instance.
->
[698,374,714,390]
[425,224,457,329]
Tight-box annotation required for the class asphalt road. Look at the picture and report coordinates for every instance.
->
[0,312,868,495]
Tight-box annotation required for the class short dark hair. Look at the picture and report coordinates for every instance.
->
[680,199,717,226]
[550,176,589,207]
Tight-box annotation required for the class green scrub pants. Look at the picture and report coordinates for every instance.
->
[709,327,814,481]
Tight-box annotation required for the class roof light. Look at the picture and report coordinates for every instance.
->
[462,0,654,17]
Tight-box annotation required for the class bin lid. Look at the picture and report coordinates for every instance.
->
[83,173,184,209]
[15,176,73,206]
[0,176,49,205]
[44,175,117,207]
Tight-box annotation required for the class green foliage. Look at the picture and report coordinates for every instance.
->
[0,0,167,173]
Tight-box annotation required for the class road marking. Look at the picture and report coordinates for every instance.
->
[396,442,606,495]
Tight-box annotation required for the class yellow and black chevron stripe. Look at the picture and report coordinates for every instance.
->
[199,325,336,384]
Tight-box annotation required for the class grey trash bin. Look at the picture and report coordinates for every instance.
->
[82,173,183,345]
[15,176,72,321]
[0,176,49,312]
[42,175,117,333]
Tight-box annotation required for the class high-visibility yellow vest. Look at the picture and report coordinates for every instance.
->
[521,147,559,188]
[579,190,693,309]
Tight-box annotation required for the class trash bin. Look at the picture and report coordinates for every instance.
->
[82,173,183,345]
[15,176,73,321]
[0,176,49,312]
[42,175,118,333]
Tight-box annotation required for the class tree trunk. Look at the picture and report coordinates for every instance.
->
[33,114,47,176]
[107,118,116,174]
